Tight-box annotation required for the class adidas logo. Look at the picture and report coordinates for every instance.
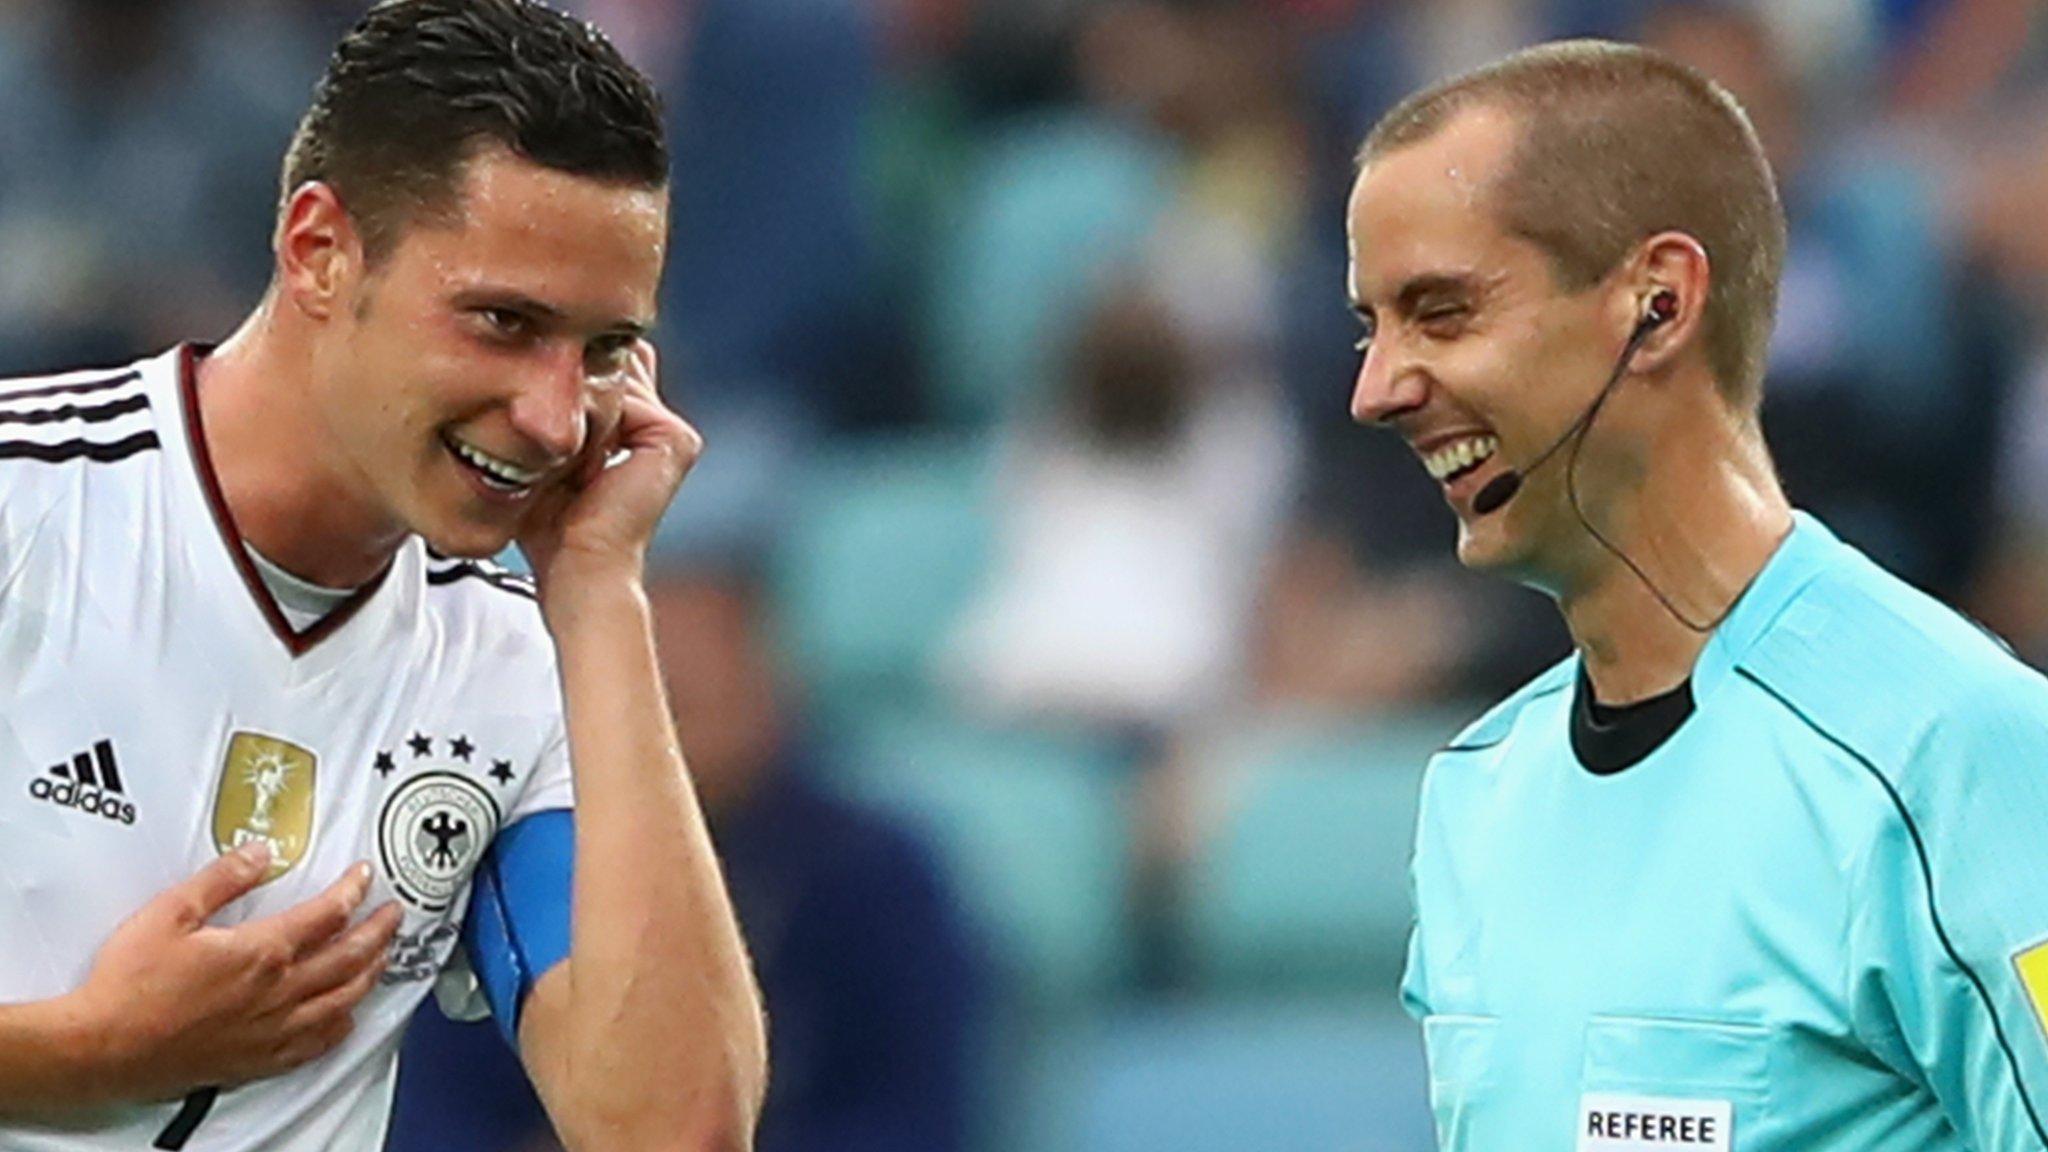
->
[27,739,137,825]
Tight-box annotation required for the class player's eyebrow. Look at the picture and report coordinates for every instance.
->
[453,287,653,338]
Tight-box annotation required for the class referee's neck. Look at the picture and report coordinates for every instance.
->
[1559,433,1791,707]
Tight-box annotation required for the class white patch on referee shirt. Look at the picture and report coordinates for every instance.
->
[1577,1093,1732,1152]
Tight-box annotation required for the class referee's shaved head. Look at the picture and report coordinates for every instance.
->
[1359,40,1786,410]
[280,0,667,266]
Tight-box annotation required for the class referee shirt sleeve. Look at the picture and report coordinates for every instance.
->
[1845,683,2048,1150]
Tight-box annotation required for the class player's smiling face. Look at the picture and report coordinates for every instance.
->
[316,146,667,559]
[1346,106,1626,584]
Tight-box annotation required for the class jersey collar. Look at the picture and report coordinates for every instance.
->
[177,343,396,657]
[1691,510,1839,704]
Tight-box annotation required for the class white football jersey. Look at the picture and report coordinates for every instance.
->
[0,346,574,1150]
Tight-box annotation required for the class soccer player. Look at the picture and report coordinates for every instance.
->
[0,2,766,1150]
[1350,41,2048,1151]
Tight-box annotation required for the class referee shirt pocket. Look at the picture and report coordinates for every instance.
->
[1423,1014,1500,1146]
[1581,1015,1772,1114]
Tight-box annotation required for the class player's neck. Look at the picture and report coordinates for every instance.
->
[195,306,409,589]
[1556,422,1791,706]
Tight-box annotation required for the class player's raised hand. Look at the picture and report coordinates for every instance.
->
[516,340,703,593]
[60,842,404,1104]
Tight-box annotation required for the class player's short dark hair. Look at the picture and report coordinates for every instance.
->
[1359,40,1785,410]
[281,0,668,264]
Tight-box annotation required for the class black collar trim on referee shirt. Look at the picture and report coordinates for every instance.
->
[1569,664,1696,775]
[179,344,391,657]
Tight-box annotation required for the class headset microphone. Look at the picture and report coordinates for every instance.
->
[1470,290,1678,516]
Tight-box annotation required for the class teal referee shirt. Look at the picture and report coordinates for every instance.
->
[1404,513,2048,1150]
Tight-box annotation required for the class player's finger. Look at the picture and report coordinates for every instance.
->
[675,413,704,464]
[641,400,703,479]
[626,338,659,399]
[286,902,402,1001]
[245,862,374,955]
[577,407,624,489]
[589,392,626,455]
[277,946,387,1049]
[614,390,696,455]
[155,842,275,929]
[261,1004,361,1078]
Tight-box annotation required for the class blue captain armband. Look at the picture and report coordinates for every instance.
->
[463,808,575,1050]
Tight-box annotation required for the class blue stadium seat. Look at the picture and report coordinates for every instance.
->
[1184,712,1466,994]
[831,710,1133,1010]
[925,112,1169,426]
[772,435,994,719]
[1021,1001,1434,1152]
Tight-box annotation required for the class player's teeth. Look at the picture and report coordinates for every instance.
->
[1423,436,1499,481]
[451,440,540,487]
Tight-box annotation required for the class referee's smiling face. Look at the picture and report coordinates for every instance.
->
[1346,105,1633,583]
[305,145,667,560]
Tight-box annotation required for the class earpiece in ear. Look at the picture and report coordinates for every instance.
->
[1640,290,1678,332]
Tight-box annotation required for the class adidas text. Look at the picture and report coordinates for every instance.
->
[28,777,136,824]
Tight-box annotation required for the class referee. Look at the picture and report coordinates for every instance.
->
[1348,41,2048,1151]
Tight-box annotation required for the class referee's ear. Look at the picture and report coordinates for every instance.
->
[274,181,363,324]
[1622,230,1711,376]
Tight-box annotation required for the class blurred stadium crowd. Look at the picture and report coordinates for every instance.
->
[6,0,2048,1148]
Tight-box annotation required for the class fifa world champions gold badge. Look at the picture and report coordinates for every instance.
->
[212,731,318,880]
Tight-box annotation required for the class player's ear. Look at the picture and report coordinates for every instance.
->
[274,182,363,323]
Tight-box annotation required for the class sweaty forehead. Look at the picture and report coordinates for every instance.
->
[1346,105,1523,303]
[405,148,669,323]
[460,150,668,243]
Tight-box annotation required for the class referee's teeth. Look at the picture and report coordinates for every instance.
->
[1423,435,1499,481]
[449,438,542,489]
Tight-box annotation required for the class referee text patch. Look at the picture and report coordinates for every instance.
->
[1577,1093,1732,1152]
